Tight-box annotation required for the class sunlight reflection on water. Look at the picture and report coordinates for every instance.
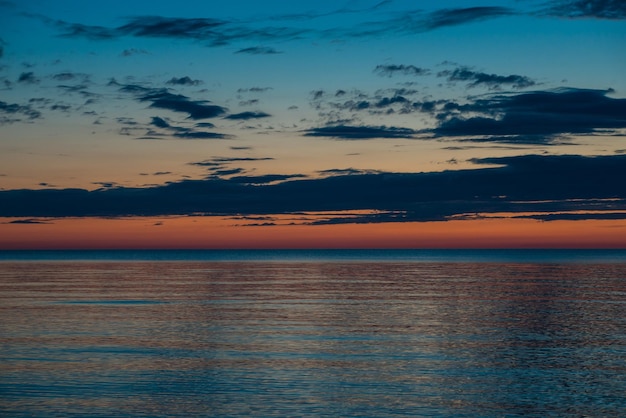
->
[1,261,625,417]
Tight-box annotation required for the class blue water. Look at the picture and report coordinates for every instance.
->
[1,252,625,416]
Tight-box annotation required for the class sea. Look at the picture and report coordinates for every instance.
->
[1,249,625,417]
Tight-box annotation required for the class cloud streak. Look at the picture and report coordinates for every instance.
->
[35,5,525,49]
[303,125,418,139]
[424,6,516,30]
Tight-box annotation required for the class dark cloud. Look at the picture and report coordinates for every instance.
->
[142,117,232,140]
[438,66,536,89]
[374,95,410,108]
[150,116,170,128]
[433,88,626,141]
[0,100,42,124]
[235,46,281,55]
[542,0,626,19]
[165,76,203,86]
[424,7,516,29]
[47,15,305,47]
[1,154,625,223]
[114,82,228,120]
[311,90,325,100]
[374,64,429,77]
[17,71,39,84]
[225,111,271,120]
[142,91,227,119]
[303,125,417,139]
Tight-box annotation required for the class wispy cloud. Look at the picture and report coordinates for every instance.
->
[34,5,521,49]
[52,71,89,82]
[303,125,417,139]
[237,87,273,93]
[235,46,281,55]
[541,0,626,19]
[374,64,430,77]
[424,6,516,30]
[437,66,536,89]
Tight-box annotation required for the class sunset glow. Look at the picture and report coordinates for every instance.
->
[1,0,625,249]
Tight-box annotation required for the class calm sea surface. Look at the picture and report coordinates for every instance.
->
[1,250,625,417]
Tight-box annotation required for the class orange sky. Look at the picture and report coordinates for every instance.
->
[1,216,625,250]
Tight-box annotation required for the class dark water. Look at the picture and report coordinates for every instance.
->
[1,253,625,416]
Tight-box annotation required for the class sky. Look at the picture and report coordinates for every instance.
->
[1,0,625,249]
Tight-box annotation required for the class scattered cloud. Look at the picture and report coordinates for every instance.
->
[0,100,42,124]
[303,125,417,139]
[374,64,429,77]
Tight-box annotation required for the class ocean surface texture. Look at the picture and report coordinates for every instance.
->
[1,250,625,417]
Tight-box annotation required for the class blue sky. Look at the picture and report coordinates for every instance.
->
[1,0,626,244]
